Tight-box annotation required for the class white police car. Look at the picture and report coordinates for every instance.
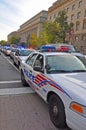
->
[13,48,35,68]
[21,51,86,130]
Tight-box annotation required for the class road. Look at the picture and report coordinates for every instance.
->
[0,53,22,88]
[0,52,71,130]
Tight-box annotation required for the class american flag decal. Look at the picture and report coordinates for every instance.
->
[34,74,71,99]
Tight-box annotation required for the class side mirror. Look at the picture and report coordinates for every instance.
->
[45,64,51,70]
[45,64,51,73]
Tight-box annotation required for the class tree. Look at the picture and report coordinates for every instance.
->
[55,10,74,43]
[29,10,74,48]
[29,34,40,48]
[8,36,21,45]
[0,40,7,45]
[37,10,74,45]
[39,21,60,44]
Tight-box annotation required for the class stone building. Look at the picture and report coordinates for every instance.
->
[48,0,86,54]
[17,10,48,47]
[8,31,18,41]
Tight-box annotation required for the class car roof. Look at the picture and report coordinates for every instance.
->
[34,51,73,57]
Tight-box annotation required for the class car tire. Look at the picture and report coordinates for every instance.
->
[49,94,67,129]
[21,70,29,86]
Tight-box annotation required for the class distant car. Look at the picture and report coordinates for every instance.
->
[43,43,76,53]
[4,47,11,56]
[40,45,56,52]
[13,48,35,67]
[21,51,86,130]
[10,48,19,59]
[56,44,76,52]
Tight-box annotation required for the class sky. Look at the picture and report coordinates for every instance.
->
[0,0,56,41]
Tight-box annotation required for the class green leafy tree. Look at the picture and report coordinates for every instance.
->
[0,40,7,45]
[30,34,40,48]
[38,21,60,45]
[55,10,74,43]
[37,10,73,45]
[29,10,74,48]
[8,36,21,45]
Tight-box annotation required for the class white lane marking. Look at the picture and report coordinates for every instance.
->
[0,87,34,96]
[0,80,21,84]
[2,54,20,72]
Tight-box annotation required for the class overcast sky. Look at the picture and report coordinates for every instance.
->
[0,0,56,41]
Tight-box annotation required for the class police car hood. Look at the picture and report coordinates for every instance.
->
[48,72,86,99]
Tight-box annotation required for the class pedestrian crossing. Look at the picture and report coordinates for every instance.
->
[0,80,21,84]
[0,87,34,96]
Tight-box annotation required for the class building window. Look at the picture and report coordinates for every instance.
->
[76,23,80,31]
[67,7,69,12]
[75,36,79,41]
[54,14,56,18]
[84,10,86,17]
[71,14,74,21]
[77,12,81,19]
[49,16,52,20]
[82,35,86,41]
[83,21,86,29]
[78,1,82,8]
[72,4,75,11]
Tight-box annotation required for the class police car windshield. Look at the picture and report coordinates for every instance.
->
[20,50,33,56]
[46,55,86,74]
[12,48,19,52]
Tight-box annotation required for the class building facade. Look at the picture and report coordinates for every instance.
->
[8,31,18,41]
[48,0,86,54]
[17,10,47,47]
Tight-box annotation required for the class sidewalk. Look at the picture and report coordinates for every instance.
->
[0,92,58,130]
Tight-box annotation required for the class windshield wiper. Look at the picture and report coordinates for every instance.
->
[71,70,86,72]
[48,70,71,74]
[56,70,70,73]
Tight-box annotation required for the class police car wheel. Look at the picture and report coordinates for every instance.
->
[49,94,67,128]
[21,71,28,86]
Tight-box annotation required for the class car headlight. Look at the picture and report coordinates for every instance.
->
[70,102,86,117]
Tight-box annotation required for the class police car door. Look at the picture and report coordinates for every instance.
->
[32,54,45,97]
[24,52,38,88]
